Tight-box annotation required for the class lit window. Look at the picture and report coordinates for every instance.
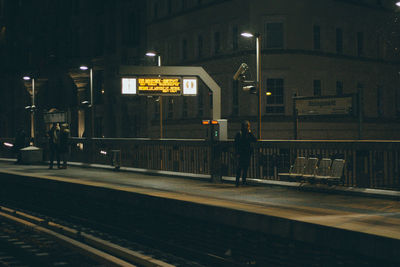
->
[266,79,284,114]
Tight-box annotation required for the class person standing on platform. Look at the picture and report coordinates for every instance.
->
[58,123,70,169]
[48,123,60,169]
[14,129,27,164]
[234,120,257,187]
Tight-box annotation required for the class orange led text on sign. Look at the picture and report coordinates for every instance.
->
[138,78,181,94]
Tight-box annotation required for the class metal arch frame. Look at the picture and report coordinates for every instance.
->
[119,66,221,120]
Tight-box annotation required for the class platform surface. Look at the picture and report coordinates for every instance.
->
[1,160,400,242]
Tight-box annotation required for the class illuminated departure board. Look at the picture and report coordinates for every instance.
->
[137,77,181,95]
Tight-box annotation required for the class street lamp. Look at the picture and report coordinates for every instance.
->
[241,31,262,139]
[396,1,400,7]
[146,51,163,138]
[23,76,36,144]
[80,65,94,138]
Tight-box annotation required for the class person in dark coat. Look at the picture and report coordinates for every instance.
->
[48,123,60,169]
[14,130,27,164]
[234,120,257,187]
[58,123,70,169]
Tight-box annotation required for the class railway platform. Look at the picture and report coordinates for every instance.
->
[0,159,399,265]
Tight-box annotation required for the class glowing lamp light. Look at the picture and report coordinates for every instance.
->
[100,150,107,155]
[80,65,89,70]
[266,91,272,96]
[241,32,254,38]
[396,1,400,7]
[3,142,14,148]
[146,52,157,57]
[23,76,31,80]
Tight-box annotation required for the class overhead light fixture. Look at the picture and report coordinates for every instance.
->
[241,32,254,38]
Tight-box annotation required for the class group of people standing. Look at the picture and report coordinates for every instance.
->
[48,122,70,169]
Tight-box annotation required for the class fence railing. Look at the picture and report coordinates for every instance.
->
[1,137,399,190]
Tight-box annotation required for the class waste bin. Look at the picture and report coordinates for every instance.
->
[111,150,121,170]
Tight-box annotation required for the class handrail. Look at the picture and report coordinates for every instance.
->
[1,137,400,190]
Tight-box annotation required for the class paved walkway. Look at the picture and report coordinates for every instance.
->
[1,159,400,242]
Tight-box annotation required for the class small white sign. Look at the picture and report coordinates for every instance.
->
[183,78,197,95]
[43,112,67,123]
[122,78,137,94]
[296,96,353,116]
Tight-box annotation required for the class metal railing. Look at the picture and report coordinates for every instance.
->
[1,137,400,190]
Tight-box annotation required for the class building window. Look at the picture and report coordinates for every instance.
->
[72,27,80,57]
[0,0,4,18]
[182,98,188,118]
[266,78,284,114]
[232,80,239,116]
[94,70,104,104]
[154,101,159,120]
[396,84,400,118]
[107,8,116,54]
[153,2,158,20]
[168,98,174,119]
[377,34,382,58]
[214,32,220,54]
[336,28,343,54]
[182,39,187,60]
[95,24,105,56]
[198,86,204,117]
[123,11,140,46]
[313,80,321,96]
[357,32,364,56]
[265,22,284,49]
[232,25,238,50]
[313,25,321,50]
[357,82,364,116]
[167,0,172,14]
[377,86,383,117]
[336,81,343,95]
[198,35,203,58]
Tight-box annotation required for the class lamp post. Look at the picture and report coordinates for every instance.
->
[146,51,163,138]
[80,65,94,138]
[241,32,262,140]
[23,76,35,144]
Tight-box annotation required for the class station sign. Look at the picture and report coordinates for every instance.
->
[295,95,354,116]
[138,77,181,95]
[122,77,197,96]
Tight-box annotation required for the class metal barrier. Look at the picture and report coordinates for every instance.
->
[1,137,399,190]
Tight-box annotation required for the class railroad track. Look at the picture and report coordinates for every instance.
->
[0,199,241,267]
[1,190,398,267]
[0,205,177,267]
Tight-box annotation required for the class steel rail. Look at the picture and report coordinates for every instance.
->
[0,205,175,267]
